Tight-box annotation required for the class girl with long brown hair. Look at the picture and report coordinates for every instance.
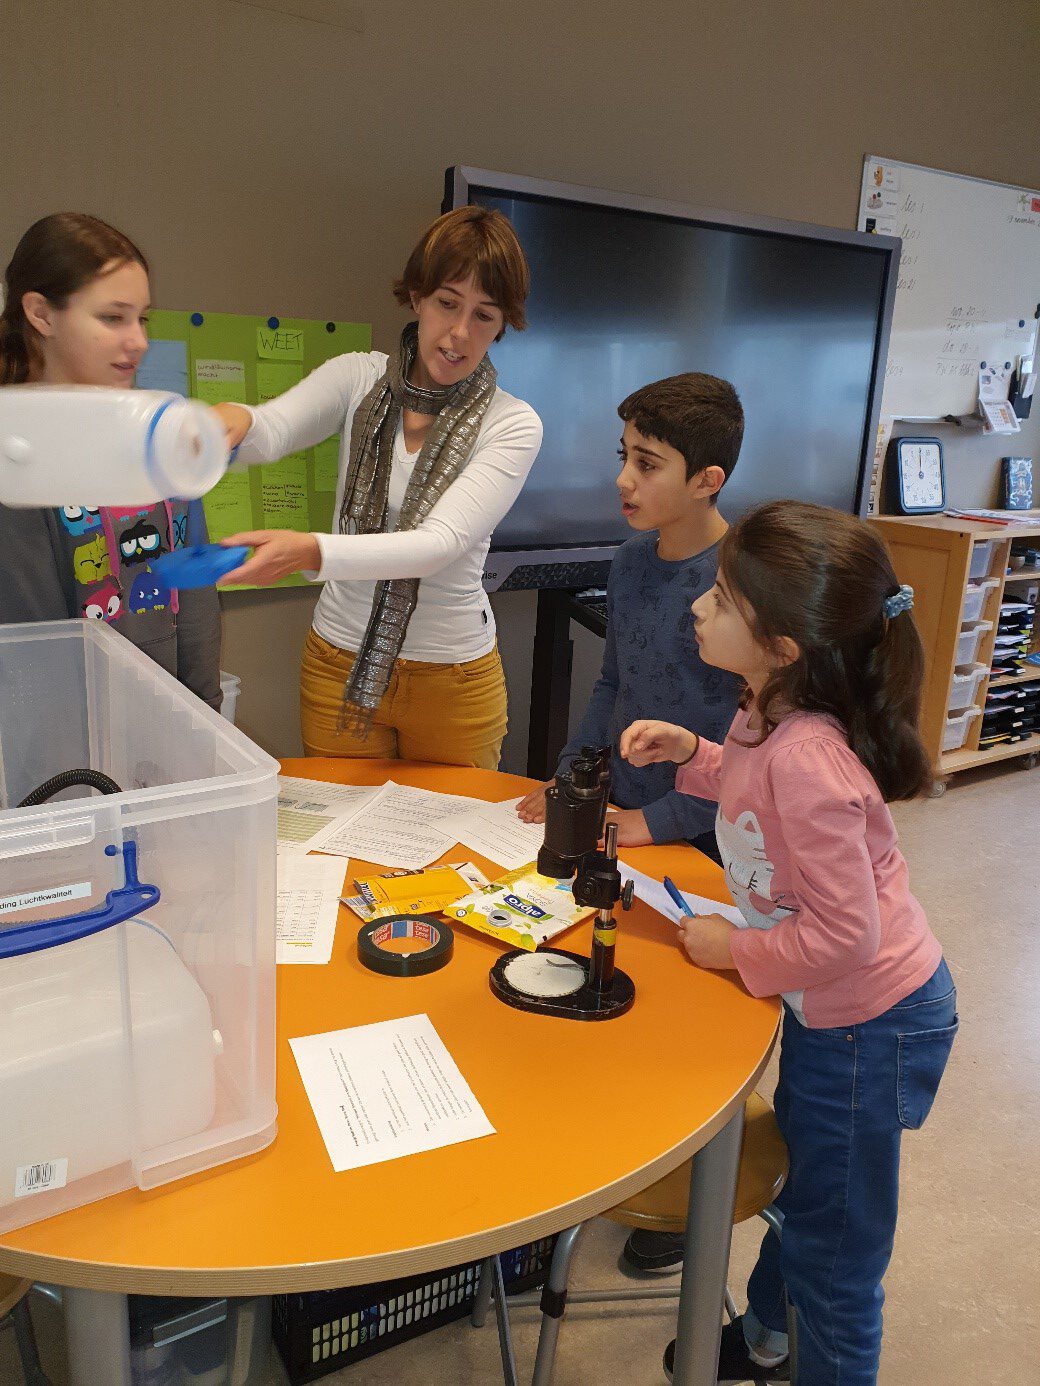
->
[622,501,957,1385]
[0,213,222,707]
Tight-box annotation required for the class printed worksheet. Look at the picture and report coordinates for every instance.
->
[276,777,378,852]
[289,1014,495,1171]
[618,860,745,927]
[437,797,544,870]
[276,853,348,964]
[306,782,485,869]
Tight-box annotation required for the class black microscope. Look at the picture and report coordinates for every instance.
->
[489,747,635,1020]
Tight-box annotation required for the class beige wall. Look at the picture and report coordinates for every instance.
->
[6,0,1039,764]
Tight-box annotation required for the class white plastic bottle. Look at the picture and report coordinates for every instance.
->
[0,386,229,506]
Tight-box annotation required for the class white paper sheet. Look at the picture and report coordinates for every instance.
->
[437,797,544,870]
[277,776,379,852]
[307,781,485,869]
[289,1014,495,1171]
[618,859,745,928]
[276,853,348,964]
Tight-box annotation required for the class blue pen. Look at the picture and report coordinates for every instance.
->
[662,876,695,919]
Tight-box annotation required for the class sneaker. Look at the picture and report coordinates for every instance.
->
[663,1318,790,1382]
[620,1229,685,1274]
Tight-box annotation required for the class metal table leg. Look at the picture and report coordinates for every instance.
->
[491,1255,519,1386]
[670,1106,746,1385]
[531,1223,586,1386]
[11,1296,50,1386]
[63,1287,132,1386]
[472,1256,495,1328]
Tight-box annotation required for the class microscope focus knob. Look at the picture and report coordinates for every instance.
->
[621,880,634,911]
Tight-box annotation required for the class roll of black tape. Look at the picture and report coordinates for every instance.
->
[357,913,454,977]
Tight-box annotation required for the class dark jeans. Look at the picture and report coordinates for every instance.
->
[746,958,958,1385]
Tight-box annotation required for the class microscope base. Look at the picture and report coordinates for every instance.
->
[489,948,635,1021]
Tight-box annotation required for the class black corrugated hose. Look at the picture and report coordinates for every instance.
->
[17,769,123,807]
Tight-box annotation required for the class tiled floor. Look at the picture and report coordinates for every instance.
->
[3,760,1038,1384]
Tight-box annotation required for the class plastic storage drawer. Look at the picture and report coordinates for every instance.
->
[968,540,995,581]
[942,705,982,752]
[960,578,999,625]
[955,621,992,666]
[0,620,279,1233]
[947,663,987,714]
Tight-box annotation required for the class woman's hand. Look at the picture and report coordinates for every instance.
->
[677,914,737,970]
[211,403,253,451]
[517,781,551,823]
[620,721,698,767]
[604,807,652,847]
[217,531,322,587]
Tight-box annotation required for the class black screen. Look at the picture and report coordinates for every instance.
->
[468,187,892,549]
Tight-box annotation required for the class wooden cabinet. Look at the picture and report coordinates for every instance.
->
[870,514,1040,784]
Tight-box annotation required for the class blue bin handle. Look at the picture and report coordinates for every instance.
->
[0,841,160,959]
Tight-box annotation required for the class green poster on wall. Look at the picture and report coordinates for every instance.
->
[142,309,370,589]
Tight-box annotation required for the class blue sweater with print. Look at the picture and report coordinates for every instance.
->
[558,531,740,843]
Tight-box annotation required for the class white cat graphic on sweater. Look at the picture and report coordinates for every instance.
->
[715,805,805,1019]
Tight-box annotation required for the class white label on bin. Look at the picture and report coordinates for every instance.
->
[14,1159,69,1199]
[0,881,91,915]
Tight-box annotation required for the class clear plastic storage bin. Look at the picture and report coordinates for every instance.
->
[942,705,982,752]
[0,621,278,1233]
[947,662,987,714]
[968,540,995,581]
[219,670,242,725]
[960,578,999,626]
[955,621,992,666]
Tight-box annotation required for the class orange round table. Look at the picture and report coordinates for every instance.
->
[0,760,779,1386]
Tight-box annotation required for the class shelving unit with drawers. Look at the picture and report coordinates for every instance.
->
[870,513,1040,790]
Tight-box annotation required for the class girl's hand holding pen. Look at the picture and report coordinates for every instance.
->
[678,914,737,970]
[662,876,737,970]
[620,720,699,767]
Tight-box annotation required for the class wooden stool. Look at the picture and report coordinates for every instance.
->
[475,1093,794,1386]
[0,1275,50,1386]
[607,1091,787,1233]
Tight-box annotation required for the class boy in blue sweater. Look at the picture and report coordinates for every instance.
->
[519,373,743,1276]
[519,373,744,861]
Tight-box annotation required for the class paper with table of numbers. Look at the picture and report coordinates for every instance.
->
[306,781,485,869]
[276,852,348,964]
[276,776,379,852]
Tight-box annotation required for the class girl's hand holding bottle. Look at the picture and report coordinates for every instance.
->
[620,720,699,767]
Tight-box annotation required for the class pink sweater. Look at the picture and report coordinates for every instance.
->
[677,708,941,1028]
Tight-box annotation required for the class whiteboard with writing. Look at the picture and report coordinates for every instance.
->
[858,156,1040,419]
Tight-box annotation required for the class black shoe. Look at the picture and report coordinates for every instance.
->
[620,1229,685,1274]
[663,1317,790,1382]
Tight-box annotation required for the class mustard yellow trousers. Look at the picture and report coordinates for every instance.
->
[300,628,508,770]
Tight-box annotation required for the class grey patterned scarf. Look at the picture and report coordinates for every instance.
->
[337,322,497,733]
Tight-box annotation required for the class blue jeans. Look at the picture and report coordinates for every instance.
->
[744,959,958,1385]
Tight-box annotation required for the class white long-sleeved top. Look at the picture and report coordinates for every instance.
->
[237,351,542,663]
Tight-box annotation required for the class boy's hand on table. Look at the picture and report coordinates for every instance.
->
[678,914,737,970]
[605,807,652,847]
[516,781,551,823]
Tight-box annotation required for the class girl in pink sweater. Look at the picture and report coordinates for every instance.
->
[622,501,957,1386]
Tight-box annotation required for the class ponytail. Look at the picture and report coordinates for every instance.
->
[721,502,934,801]
[848,600,933,800]
[1,213,148,386]
[0,308,31,384]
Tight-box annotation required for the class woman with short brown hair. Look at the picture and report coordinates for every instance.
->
[215,205,541,768]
